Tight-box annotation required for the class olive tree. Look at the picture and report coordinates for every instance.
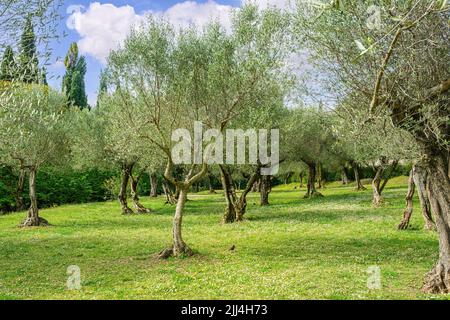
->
[0,0,63,212]
[278,160,308,188]
[0,83,70,226]
[219,78,289,222]
[398,161,436,231]
[106,5,289,257]
[294,0,449,292]
[71,94,163,215]
[328,109,366,190]
[333,101,417,206]
[283,106,334,198]
[101,92,164,214]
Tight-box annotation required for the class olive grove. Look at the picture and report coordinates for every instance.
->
[294,0,449,293]
[104,5,290,257]
[0,0,448,298]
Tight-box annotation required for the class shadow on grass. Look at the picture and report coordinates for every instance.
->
[245,207,377,224]
[239,234,438,266]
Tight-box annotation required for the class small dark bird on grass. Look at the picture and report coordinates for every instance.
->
[229,245,236,251]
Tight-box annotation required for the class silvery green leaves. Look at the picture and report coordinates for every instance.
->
[105,4,290,169]
[0,1,63,75]
[101,4,291,255]
[0,83,70,168]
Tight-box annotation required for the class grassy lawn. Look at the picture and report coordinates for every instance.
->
[0,176,447,300]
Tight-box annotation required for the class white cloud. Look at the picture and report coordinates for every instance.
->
[66,1,298,64]
[67,2,144,63]
[163,1,234,31]
[67,1,235,64]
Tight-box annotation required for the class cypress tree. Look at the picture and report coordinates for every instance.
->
[62,43,88,109]
[18,16,39,83]
[62,42,78,94]
[0,46,17,81]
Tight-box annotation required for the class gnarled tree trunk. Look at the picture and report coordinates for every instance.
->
[351,161,366,191]
[219,165,238,223]
[149,173,158,197]
[398,164,436,230]
[159,187,194,259]
[372,165,384,206]
[162,179,177,205]
[236,168,261,221]
[422,153,450,293]
[220,164,262,223]
[174,185,180,201]
[304,162,323,198]
[252,177,261,192]
[372,159,398,206]
[341,166,349,185]
[207,173,216,193]
[299,172,304,188]
[130,172,151,214]
[118,162,134,215]
[172,188,192,256]
[158,159,208,259]
[383,77,450,293]
[15,167,26,212]
[413,164,435,231]
[284,172,293,185]
[317,162,324,189]
[20,167,48,227]
[260,175,271,206]
[398,169,415,230]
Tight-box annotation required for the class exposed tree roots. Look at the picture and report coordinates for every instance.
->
[133,200,152,214]
[122,207,152,215]
[304,191,323,199]
[397,220,409,230]
[422,263,450,294]
[121,207,134,215]
[158,244,194,259]
[136,208,152,214]
[20,216,49,227]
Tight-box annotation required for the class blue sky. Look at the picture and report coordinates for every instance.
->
[46,0,258,106]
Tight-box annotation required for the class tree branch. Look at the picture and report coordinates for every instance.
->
[369,28,403,115]
[425,78,450,101]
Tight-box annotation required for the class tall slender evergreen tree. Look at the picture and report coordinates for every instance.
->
[62,42,88,109]
[0,46,16,81]
[18,16,39,83]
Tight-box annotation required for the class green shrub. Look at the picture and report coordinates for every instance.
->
[0,166,117,212]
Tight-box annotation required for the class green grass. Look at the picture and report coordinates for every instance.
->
[0,176,447,300]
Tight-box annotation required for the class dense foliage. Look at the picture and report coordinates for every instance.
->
[0,166,116,213]
[0,0,448,297]
[62,43,88,109]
